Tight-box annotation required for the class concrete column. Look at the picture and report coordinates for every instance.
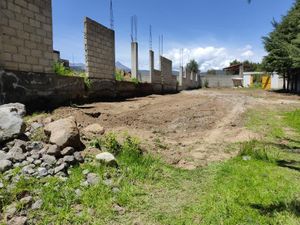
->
[131,42,139,80]
[239,64,244,77]
[178,66,183,86]
[149,50,154,83]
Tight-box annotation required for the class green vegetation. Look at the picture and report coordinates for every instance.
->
[1,108,300,224]
[131,77,139,85]
[262,0,300,91]
[115,70,124,81]
[186,59,199,74]
[53,62,92,89]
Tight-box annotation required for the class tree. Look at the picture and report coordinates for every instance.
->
[262,0,300,92]
[186,59,200,74]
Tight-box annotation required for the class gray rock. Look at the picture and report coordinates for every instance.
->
[26,157,34,163]
[20,196,33,206]
[37,167,48,177]
[82,123,105,140]
[74,152,84,163]
[13,162,21,168]
[42,155,56,165]
[48,169,54,175]
[47,145,60,156]
[54,163,67,174]
[0,150,12,160]
[103,179,113,187]
[86,173,100,185]
[33,159,42,166]
[63,155,75,164]
[26,141,43,151]
[0,159,12,172]
[82,169,90,175]
[31,151,41,160]
[7,216,28,225]
[44,116,83,149]
[56,158,64,165]
[20,160,30,167]
[30,122,43,131]
[112,187,120,194]
[75,189,82,197]
[96,152,117,167]
[13,139,27,151]
[8,146,25,162]
[113,204,126,215]
[61,147,75,156]
[0,103,26,143]
[22,165,35,175]
[32,199,43,210]
[4,202,17,220]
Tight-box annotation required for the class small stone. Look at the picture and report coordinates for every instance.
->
[74,152,84,163]
[80,181,89,187]
[31,151,41,160]
[96,152,117,167]
[33,159,42,166]
[103,179,113,187]
[0,159,12,172]
[82,123,105,140]
[4,202,17,220]
[26,157,34,163]
[243,156,251,161]
[63,155,76,164]
[13,140,27,151]
[86,173,100,185]
[112,187,120,194]
[31,199,43,210]
[7,147,25,162]
[82,169,90,175]
[47,145,60,156]
[54,163,67,174]
[75,189,82,197]
[42,155,56,166]
[113,204,126,215]
[37,167,48,177]
[61,147,75,156]
[48,169,54,175]
[30,122,43,131]
[0,150,12,160]
[26,141,44,151]
[7,216,28,225]
[22,165,35,175]
[20,196,33,206]
[20,160,29,167]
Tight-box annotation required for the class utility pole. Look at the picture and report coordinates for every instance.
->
[110,0,114,30]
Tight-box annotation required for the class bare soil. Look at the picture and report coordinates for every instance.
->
[49,89,300,169]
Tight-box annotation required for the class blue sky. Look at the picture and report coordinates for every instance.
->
[52,0,294,71]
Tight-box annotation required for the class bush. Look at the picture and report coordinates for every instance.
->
[204,79,209,88]
[115,71,124,81]
[53,62,72,76]
[131,77,139,85]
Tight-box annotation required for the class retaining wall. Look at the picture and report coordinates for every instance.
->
[0,0,53,73]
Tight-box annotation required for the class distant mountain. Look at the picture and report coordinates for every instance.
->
[116,61,130,72]
[70,63,86,71]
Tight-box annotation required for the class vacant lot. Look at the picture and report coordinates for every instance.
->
[1,89,300,225]
[52,89,300,168]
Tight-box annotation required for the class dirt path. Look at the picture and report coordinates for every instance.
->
[50,89,300,169]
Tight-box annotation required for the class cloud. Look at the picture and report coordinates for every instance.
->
[164,44,259,72]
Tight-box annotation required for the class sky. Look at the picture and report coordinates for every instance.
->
[52,0,295,71]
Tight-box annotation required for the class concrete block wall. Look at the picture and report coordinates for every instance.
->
[84,17,115,80]
[0,0,53,73]
[160,56,177,87]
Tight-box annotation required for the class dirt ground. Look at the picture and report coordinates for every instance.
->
[50,89,300,169]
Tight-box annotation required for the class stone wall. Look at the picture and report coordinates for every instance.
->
[84,17,115,80]
[0,0,53,73]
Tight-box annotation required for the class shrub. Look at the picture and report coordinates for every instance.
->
[131,77,139,85]
[115,71,124,81]
[53,62,72,76]
[204,79,209,88]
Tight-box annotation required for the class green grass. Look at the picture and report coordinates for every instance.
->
[1,109,300,224]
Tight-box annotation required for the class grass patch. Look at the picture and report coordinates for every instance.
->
[285,110,300,133]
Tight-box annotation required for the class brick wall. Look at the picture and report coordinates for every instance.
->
[84,17,115,80]
[0,0,53,73]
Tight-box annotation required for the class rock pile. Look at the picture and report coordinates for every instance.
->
[0,104,85,179]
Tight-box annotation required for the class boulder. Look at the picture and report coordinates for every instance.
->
[96,152,117,167]
[0,103,26,143]
[7,146,26,162]
[82,124,105,139]
[7,216,28,225]
[44,117,83,149]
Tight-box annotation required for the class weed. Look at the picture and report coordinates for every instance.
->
[53,62,73,76]
[284,109,300,133]
[30,127,48,142]
[115,71,124,81]
[131,77,139,85]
